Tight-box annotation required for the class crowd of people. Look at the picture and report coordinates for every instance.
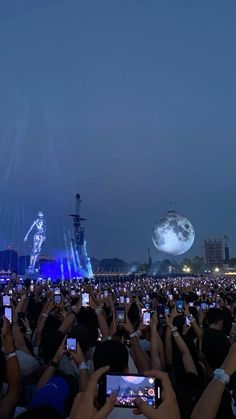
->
[1,274,236,419]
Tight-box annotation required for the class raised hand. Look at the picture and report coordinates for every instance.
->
[134,370,181,419]
[69,366,116,419]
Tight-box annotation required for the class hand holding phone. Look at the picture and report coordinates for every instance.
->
[99,373,161,408]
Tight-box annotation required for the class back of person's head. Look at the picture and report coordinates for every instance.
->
[222,307,233,335]
[202,328,230,369]
[17,406,63,419]
[93,340,129,373]
[40,329,64,363]
[29,375,77,417]
[70,324,90,354]
[205,308,223,329]
[128,303,140,328]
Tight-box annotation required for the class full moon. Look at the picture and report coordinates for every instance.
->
[152,211,195,256]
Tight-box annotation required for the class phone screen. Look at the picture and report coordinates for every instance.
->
[82,293,89,307]
[54,295,62,305]
[3,295,11,306]
[185,316,191,327]
[115,308,125,323]
[200,302,207,311]
[30,285,34,292]
[104,374,161,408]
[120,296,125,304]
[54,288,60,295]
[66,338,77,351]
[143,311,150,325]
[126,297,130,304]
[176,300,184,312]
[4,307,12,324]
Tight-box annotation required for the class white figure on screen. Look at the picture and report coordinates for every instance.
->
[24,211,46,273]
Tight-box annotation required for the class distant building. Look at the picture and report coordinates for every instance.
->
[204,239,223,268]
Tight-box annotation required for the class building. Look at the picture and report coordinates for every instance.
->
[204,239,223,268]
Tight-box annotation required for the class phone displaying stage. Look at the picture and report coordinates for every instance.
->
[3,295,11,306]
[4,307,13,324]
[120,296,125,304]
[100,374,161,408]
[54,294,62,305]
[82,292,89,307]
[66,338,77,351]
[143,311,150,325]
[176,300,184,312]
[115,307,125,323]
[200,302,207,311]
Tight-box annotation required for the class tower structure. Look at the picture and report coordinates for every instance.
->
[70,194,93,278]
[204,238,223,268]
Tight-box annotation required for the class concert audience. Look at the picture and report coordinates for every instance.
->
[0,274,236,418]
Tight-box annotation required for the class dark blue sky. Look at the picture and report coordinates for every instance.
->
[0,0,236,262]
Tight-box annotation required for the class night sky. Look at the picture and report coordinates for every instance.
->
[0,1,236,262]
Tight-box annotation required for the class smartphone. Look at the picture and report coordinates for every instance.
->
[189,302,194,307]
[99,373,161,408]
[126,297,130,304]
[54,295,62,305]
[169,294,173,300]
[4,307,13,324]
[144,302,150,309]
[164,307,170,315]
[143,311,151,326]
[185,316,191,327]
[71,290,76,296]
[66,338,77,351]
[54,288,60,295]
[176,300,184,313]
[200,302,207,311]
[3,295,11,306]
[104,291,108,298]
[82,292,89,307]
[30,285,34,292]
[120,296,125,304]
[115,307,125,323]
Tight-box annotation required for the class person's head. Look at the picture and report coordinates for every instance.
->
[70,324,90,354]
[201,329,231,370]
[29,375,78,417]
[205,308,224,330]
[93,340,129,373]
